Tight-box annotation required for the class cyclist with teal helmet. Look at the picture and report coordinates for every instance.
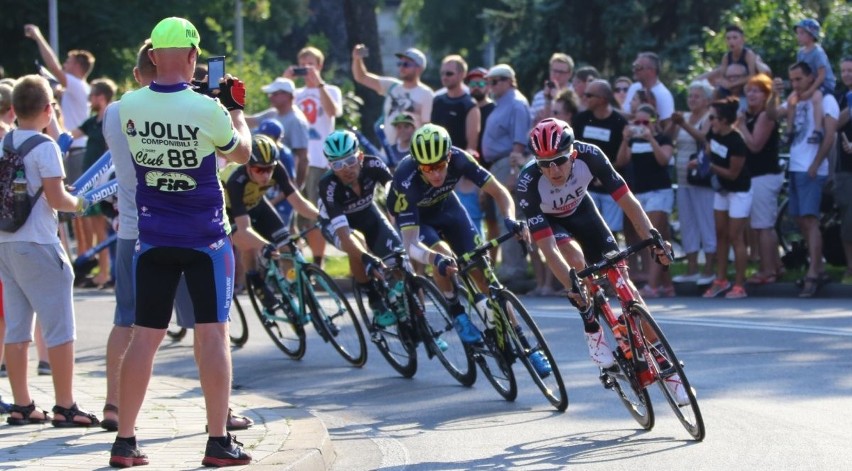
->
[317,130,403,326]
[389,124,536,356]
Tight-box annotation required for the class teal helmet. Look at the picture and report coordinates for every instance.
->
[323,130,359,161]
[410,124,451,165]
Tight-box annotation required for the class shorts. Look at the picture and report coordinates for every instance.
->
[133,238,235,329]
[296,166,325,230]
[589,191,624,232]
[750,172,784,229]
[787,171,827,218]
[415,197,482,256]
[636,188,674,214]
[833,171,852,243]
[0,242,75,347]
[320,205,402,257]
[545,197,619,264]
[714,190,753,219]
[228,198,289,244]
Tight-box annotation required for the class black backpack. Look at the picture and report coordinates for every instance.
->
[0,131,51,232]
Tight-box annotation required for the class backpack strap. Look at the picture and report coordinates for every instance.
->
[4,131,51,200]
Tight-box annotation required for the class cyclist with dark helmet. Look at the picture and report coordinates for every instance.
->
[519,118,685,404]
[388,124,543,365]
[220,134,319,307]
[316,130,404,327]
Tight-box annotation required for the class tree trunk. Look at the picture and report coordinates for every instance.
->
[343,0,383,143]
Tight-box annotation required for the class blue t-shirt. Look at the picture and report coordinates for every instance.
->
[797,45,836,92]
[119,82,238,247]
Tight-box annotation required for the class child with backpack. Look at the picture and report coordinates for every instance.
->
[0,75,98,427]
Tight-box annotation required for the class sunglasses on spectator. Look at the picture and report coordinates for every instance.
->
[632,64,646,71]
[330,155,359,171]
[634,120,651,126]
[467,80,487,88]
[249,165,275,175]
[614,86,629,93]
[419,160,449,174]
[397,61,415,68]
[488,78,508,86]
[536,154,571,169]
[550,68,571,75]
[441,71,456,77]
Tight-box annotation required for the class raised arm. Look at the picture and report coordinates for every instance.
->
[351,44,384,95]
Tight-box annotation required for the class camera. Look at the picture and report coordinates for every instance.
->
[207,56,225,90]
[293,67,308,76]
[356,46,370,58]
[630,125,645,135]
[545,80,555,89]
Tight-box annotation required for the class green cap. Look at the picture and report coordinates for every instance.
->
[150,17,200,49]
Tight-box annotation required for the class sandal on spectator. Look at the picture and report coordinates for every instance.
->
[747,272,776,285]
[205,408,255,432]
[799,277,820,298]
[6,401,51,425]
[101,404,119,432]
[51,403,99,428]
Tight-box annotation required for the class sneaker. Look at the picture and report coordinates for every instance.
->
[37,361,51,376]
[0,396,10,414]
[672,273,701,283]
[434,337,449,352]
[638,285,659,299]
[664,374,691,406]
[724,284,747,299]
[109,440,149,468]
[452,313,483,344]
[584,329,615,368]
[201,433,252,467]
[369,299,397,327]
[696,274,716,285]
[702,279,731,298]
[528,350,552,378]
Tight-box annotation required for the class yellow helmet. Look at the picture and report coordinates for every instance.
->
[410,123,452,165]
[249,134,279,166]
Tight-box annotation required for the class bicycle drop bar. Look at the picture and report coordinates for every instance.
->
[575,229,669,279]
[459,231,524,266]
[278,222,321,248]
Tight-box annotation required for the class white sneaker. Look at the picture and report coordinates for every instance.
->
[664,374,691,406]
[672,273,700,283]
[584,329,615,368]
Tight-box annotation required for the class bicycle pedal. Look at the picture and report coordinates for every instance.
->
[599,372,615,390]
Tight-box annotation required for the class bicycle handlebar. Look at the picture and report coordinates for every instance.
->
[573,229,669,280]
[458,230,528,267]
[276,223,320,249]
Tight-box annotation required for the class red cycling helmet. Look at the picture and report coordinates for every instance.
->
[528,118,575,159]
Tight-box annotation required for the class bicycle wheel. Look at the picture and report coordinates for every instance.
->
[460,287,516,400]
[595,303,654,430]
[229,293,249,347]
[630,304,705,441]
[410,276,476,387]
[497,290,568,412]
[302,265,367,367]
[352,279,417,377]
[775,198,800,253]
[166,325,187,341]
[246,273,306,359]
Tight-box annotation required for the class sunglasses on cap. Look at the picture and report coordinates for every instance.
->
[536,154,571,169]
[329,154,359,171]
[249,165,275,175]
[419,160,449,174]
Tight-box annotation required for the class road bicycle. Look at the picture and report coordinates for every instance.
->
[569,229,705,440]
[453,232,568,412]
[166,291,249,347]
[351,249,476,385]
[246,226,367,366]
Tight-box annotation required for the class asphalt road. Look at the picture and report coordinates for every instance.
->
[71,291,852,470]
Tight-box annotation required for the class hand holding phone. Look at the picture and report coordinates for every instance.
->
[292,67,308,76]
[207,56,226,90]
[356,46,369,58]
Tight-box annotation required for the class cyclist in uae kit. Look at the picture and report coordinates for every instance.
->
[316,130,404,327]
[388,124,550,375]
[518,118,688,405]
[220,134,319,308]
[111,17,252,468]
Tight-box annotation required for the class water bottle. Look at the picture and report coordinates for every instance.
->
[387,280,405,318]
[474,293,494,328]
[12,171,28,225]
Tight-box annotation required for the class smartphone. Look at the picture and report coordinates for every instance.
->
[545,80,555,89]
[207,56,226,90]
[356,46,370,58]
[293,67,308,76]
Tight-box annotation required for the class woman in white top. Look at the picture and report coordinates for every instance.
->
[669,80,716,285]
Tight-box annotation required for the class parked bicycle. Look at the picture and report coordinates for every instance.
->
[246,225,367,366]
[351,249,476,385]
[569,229,705,440]
[453,232,568,412]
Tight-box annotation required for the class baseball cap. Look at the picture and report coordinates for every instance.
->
[150,17,200,49]
[261,77,295,95]
[485,64,516,80]
[391,113,416,126]
[395,48,427,69]
[465,67,488,82]
[795,18,822,41]
[257,119,284,141]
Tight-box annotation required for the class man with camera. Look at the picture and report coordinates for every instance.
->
[530,53,575,123]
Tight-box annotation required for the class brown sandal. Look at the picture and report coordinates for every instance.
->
[51,403,100,428]
[6,401,51,425]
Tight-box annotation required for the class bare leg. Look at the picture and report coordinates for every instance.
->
[305,230,326,267]
[730,218,749,287]
[195,323,231,437]
[105,325,132,423]
[49,340,91,423]
[117,326,165,438]
[714,210,730,281]
[34,322,49,364]
[5,341,33,409]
